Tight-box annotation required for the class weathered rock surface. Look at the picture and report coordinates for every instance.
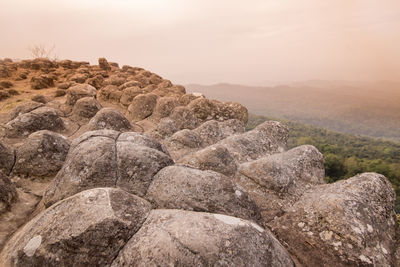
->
[43,130,173,206]
[4,107,65,138]
[9,102,44,120]
[88,108,131,132]
[30,75,54,90]
[269,173,397,267]
[127,93,158,121]
[146,166,262,224]
[65,84,97,107]
[0,141,14,176]
[112,209,294,267]
[0,173,17,214]
[71,97,102,119]
[12,131,70,179]
[0,188,151,267]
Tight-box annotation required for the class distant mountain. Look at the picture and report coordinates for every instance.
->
[186,81,400,142]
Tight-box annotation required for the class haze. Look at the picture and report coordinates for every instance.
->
[1,0,399,85]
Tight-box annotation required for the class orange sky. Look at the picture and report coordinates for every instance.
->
[0,0,399,85]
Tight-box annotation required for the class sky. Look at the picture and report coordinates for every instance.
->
[0,0,399,85]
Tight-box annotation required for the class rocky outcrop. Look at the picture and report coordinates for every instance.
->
[0,173,17,214]
[269,173,397,266]
[0,188,151,267]
[146,165,262,224]
[112,209,294,267]
[0,141,14,176]
[43,130,173,207]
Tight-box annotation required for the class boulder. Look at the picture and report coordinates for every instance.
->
[119,86,150,106]
[86,74,104,89]
[127,93,158,121]
[97,85,119,101]
[43,130,173,206]
[88,108,131,132]
[0,91,10,101]
[151,97,180,119]
[9,101,44,120]
[111,209,294,267]
[178,144,238,177]
[30,75,54,89]
[98,57,111,71]
[5,107,65,138]
[168,106,200,130]
[71,97,102,119]
[12,131,70,179]
[31,94,47,104]
[146,166,262,224]
[0,188,151,267]
[0,141,14,175]
[269,173,397,267]
[236,145,325,221]
[0,173,17,214]
[65,84,97,106]
[0,81,13,88]
[69,73,88,84]
[219,120,289,163]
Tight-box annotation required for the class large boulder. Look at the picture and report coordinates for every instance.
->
[9,102,44,120]
[119,86,151,106]
[71,97,102,120]
[111,209,294,267]
[127,93,158,121]
[12,131,70,179]
[146,166,262,224]
[0,173,17,214]
[151,96,180,119]
[88,108,131,132]
[178,144,238,177]
[236,145,325,221]
[219,120,288,163]
[0,141,14,176]
[269,173,397,267]
[4,107,65,138]
[65,84,97,107]
[43,130,173,207]
[0,188,151,267]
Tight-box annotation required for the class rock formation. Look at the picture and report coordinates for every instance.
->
[0,57,398,266]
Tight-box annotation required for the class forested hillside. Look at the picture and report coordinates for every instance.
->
[247,114,400,212]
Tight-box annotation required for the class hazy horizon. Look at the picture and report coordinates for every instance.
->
[1,0,399,85]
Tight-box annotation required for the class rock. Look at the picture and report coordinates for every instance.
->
[12,131,70,178]
[0,81,13,88]
[111,209,294,267]
[0,173,17,214]
[236,145,325,221]
[0,141,14,176]
[54,89,66,97]
[65,84,97,106]
[98,57,111,71]
[88,108,131,132]
[71,97,102,119]
[152,97,180,119]
[178,144,238,177]
[120,86,147,106]
[219,120,288,163]
[43,130,173,206]
[107,75,127,86]
[31,94,47,104]
[0,91,10,101]
[9,101,44,120]
[6,89,19,96]
[86,74,104,89]
[269,173,397,267]
[30,75,54,89]
[97,85,119,101]
[119,81,141,90]
[57,82,72,90]
[218,102,248,124]
[0,188,151,266]
[146,166,261,224]
[168,106,200,130]
[165,129,203,159]
[58,59,72,69]
[127,93,158,121]
[69,73,88,83]
[5,107,65,138]
[0,66,10,78]
[187,98,218,121]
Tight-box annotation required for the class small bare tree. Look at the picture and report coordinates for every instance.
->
[28,44,58,60]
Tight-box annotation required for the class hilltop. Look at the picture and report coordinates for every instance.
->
[0,58,399,266]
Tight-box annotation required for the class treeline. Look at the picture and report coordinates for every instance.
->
[247,114,400,212]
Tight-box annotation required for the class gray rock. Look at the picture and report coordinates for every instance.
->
[0,188,151,267]
[97,85,119,101]
[112,209,294,267]
[0,141,14,176]
[9,101,44,120]
[219,120,289,163]
[12,131,70,179]
[71,97,102,119]
[127,93,158,121]
[146,166,262,224]
[236,145,325,221]
[269,173,397,267]
[0,173,17,214]
[43,131,173,206]
[65,84,97,106]
[5,107,65,138]
[152,97,180,119]
[178,144,238,177]
[88,108,131,132]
